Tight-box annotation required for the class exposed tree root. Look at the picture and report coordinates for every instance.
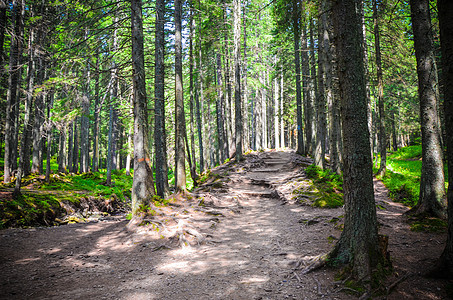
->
[300,254,329,275]
[386,272,413,295]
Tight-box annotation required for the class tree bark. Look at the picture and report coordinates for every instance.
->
[233,0,242,160]
[374,0,387,177]
[68,121,74,173]
[196,5,205,173]
[189,2,198,178]
[174,0,187,191]
[216,52,227,161]
[14,25,35,194]
[410,0,447,219]
[323,0,341,174]
[92,53,100,172]
[330,0,385,281]
[4,0,23,183]
[293,0,304,155]
[301,22,312,155]
[80,60,90,173]
[106,105,114,185]
[309,19,318,156]
[154,0,169,197]
[431,0,453,278]
[315,5,327,169]
[131,0,156,214]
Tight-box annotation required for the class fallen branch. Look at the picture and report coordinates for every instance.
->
[386,272,413,295]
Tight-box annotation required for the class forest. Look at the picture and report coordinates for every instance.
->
[0,0,453,298]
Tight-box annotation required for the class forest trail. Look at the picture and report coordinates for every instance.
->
[0,151,448,299]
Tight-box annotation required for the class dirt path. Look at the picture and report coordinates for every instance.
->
[0,151,448,299]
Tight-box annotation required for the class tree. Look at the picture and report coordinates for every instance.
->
[131,0,156,214]
[234,0,243,160]
[4,0,24,183]
[292,0,304,156]
[329,0,385,280]
[430,0,453,278]
[175,0,187,191]
[374,0,387,177]
[154,0,169,197]
[409,0,446,219]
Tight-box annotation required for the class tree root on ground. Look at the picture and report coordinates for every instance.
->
[299,254,329,275]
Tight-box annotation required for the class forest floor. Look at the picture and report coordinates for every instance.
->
[0,150,450,299]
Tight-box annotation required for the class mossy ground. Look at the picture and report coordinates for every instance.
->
[294,165,343,208]
[374,145,448,207]
[0,168,133,229]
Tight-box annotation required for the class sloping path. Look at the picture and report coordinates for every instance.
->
[0,150,448,299]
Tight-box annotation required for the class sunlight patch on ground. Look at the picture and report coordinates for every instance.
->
[14,257,41,264]
[240,275,269,284]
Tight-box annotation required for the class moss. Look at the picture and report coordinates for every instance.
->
[300,165,344,208]
[409,217,447,233]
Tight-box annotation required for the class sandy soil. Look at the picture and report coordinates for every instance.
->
[0,150,449,299]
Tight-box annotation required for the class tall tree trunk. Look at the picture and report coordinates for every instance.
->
[360,1,373,163]
[274,66,279,149]
[280,71,285,148]
[3,0,23,183]
[58,127,66,173]
[196,7,205,173]
[233,0,243,161]
[315,6,327,169]
[106,105,114,185]
[189,3,198,176]
[45,93,54,183]
[224,9,233,156]
[174,0,187,191]
[374,0,387,177]
[309,19,318,155]
[330,0,385,281]
[131,0,156,214]
[431,0,453,278]
[32,56,45,173]
[242,4,249,151]
[323,0,341,174]
[301,22,312,155]
[68,121,74,172]
[0,0,6,68]
[154,0,169,197]
[80,62,90,173]
[216,52,227,161]
[293,0,304,155]
[92,53,100,172]
[14,25,35,194]
[72,118,79,173]
[390,108,398,152]
[410,0,447,219]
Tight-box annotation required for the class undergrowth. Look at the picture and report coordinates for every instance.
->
[0,192,64,228]
[374,145,448,207]
[303,165,343,208]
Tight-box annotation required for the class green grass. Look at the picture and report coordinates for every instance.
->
[304,165,344,208]
[40,169,133,201]
[375,145,448,207]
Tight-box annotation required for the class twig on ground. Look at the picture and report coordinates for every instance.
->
[293,272,301,283]
[386,272,413,295]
